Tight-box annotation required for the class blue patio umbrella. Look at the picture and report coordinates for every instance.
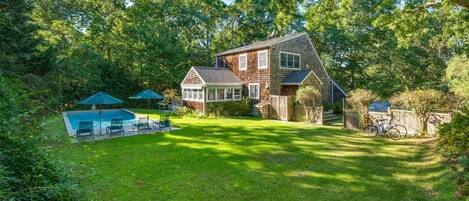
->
[77,92,123,136]
[129,89,164,120]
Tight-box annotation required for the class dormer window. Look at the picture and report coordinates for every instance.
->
[257,50,268,69]
[280,51,300,69]
[239,53,247,70]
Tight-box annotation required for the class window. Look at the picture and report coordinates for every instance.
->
[217,89,225,100]
[198,90,203,100]
[182,88,204,101]
[188,89,193,99]
[239,53,247,70]
[182,89,188,99]
[249,83,260,100]
[208,89,216,101]
[280,52,300,69]
[226,88,233,99]
[193,89,198,100]
[234,89,241,100]
[258,50,268,69]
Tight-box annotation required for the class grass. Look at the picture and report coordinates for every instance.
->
[44,109,458,201]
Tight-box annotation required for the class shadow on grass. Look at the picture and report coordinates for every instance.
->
[50,110,456,201]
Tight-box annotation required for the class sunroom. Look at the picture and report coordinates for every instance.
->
[180,66,243,113]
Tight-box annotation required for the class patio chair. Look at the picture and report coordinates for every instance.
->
[156,114,171,131]
[106,118,124,136]
[133,117,152,133]
[76,121,94,138]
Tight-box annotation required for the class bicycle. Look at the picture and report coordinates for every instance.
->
[364,117,403,140]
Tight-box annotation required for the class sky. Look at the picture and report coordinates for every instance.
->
[222,0,234,5]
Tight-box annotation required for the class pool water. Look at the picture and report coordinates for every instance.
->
[64,109,137,133]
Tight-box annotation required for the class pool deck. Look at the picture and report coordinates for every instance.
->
[62,109,138,136]
[71,125,179,143]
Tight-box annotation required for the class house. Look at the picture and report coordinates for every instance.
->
[180,32,346,117]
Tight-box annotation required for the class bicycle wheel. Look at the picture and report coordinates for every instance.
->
[393,124,408,138]
[364,125,379,136]
[388,128,401,140]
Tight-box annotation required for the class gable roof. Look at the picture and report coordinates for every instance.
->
[182,66,243,86]
[281,69,323,85]
[331,79,347,96]
[216,32,307,56]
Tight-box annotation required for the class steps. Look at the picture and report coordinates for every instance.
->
[323,110,341,124]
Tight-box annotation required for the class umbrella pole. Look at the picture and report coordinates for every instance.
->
[100,104,102,136]
[147,99,150,122]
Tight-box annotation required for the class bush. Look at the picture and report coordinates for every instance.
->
[391,89,446,136]
[0,75,83,200]
[346,89,377,127]
[332,101,343,114]
[207,97,250,117]
[175,106,192,116]
[446,55,469,102]
[437,106,469,198]
[296,86,321,123]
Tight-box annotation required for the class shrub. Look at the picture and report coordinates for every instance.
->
[207,97,250,117]
[175,106,192,116]
[332,101,343,114]
[163,88,178,104]
[446,55,469,102]
[346,89,377,127]
[296,86,321,123]
[0,75,83,200]
[390,89,446,136]
[437,106,469,198]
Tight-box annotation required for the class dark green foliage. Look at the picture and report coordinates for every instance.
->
[207,98,250,117]
[1,1,82,199]
[0,75,83,200]
[437,107,469,197]
[332,101,343,114]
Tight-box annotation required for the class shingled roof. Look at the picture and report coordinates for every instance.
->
[216,32,307,56]
[282,70,311,85]
[190,66,243,85]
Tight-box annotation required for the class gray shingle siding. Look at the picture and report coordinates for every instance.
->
[270,34,332,103]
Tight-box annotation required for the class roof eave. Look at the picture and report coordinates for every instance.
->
[216,45,271,56]
[205,82,243,86]
[216,32,307,56]
[281,83,301,85]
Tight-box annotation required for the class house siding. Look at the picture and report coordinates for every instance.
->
[270,34,331,103]
[183,101,203,112]
[182,69,203,85]
[218,49,271,104]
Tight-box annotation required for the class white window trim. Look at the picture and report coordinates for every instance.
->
[248,83,260,100]
[279,51,301,70]
[182,88,204,102]
[239,53,247,70]
[233,88,242,100]
[206,87,242,102]
[257,50,268,69]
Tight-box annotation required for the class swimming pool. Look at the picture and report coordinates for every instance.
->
[63,109,137,135]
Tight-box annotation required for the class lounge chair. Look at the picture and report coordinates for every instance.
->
[106,118,124,136]
[156,114,171,131]
[133,117,152,133]
[76,121,94,138]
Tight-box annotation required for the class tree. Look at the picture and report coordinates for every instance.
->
[390,89,446,136]
[296,86,321,123]
[346,89,377,127]
[437,106,469,197]
[446,55,469,103]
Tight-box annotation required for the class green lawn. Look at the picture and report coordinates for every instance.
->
[45,109,457,201]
